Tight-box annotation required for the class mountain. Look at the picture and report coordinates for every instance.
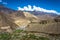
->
[23,12,39,22]
[27,11,58,20]
[0,5,60,33]
[54,15,60,22]
[0,12,19,32]
[0,5,58,20]
[0,5,16,13]
[29,11,58,16]
[0,5,38,32]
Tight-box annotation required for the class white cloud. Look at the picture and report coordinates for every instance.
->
[18,7,24,11]
[18,5,60,14]
[0,0,2,2]
[18,5,33,11]
[28,5,33,11]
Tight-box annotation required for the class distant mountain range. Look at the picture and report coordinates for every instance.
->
[28,11,58,20]
[29,11,58,16]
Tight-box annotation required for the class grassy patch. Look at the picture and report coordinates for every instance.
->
[0,30,49,40]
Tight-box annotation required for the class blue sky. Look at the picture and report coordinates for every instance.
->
[0,0,60,14]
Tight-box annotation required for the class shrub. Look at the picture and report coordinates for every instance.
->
[0,32,11,40]
[0,30,49,40]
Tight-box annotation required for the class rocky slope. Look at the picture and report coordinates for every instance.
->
[0,5,38,32]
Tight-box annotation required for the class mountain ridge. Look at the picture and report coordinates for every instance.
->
[0,5,38,32]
